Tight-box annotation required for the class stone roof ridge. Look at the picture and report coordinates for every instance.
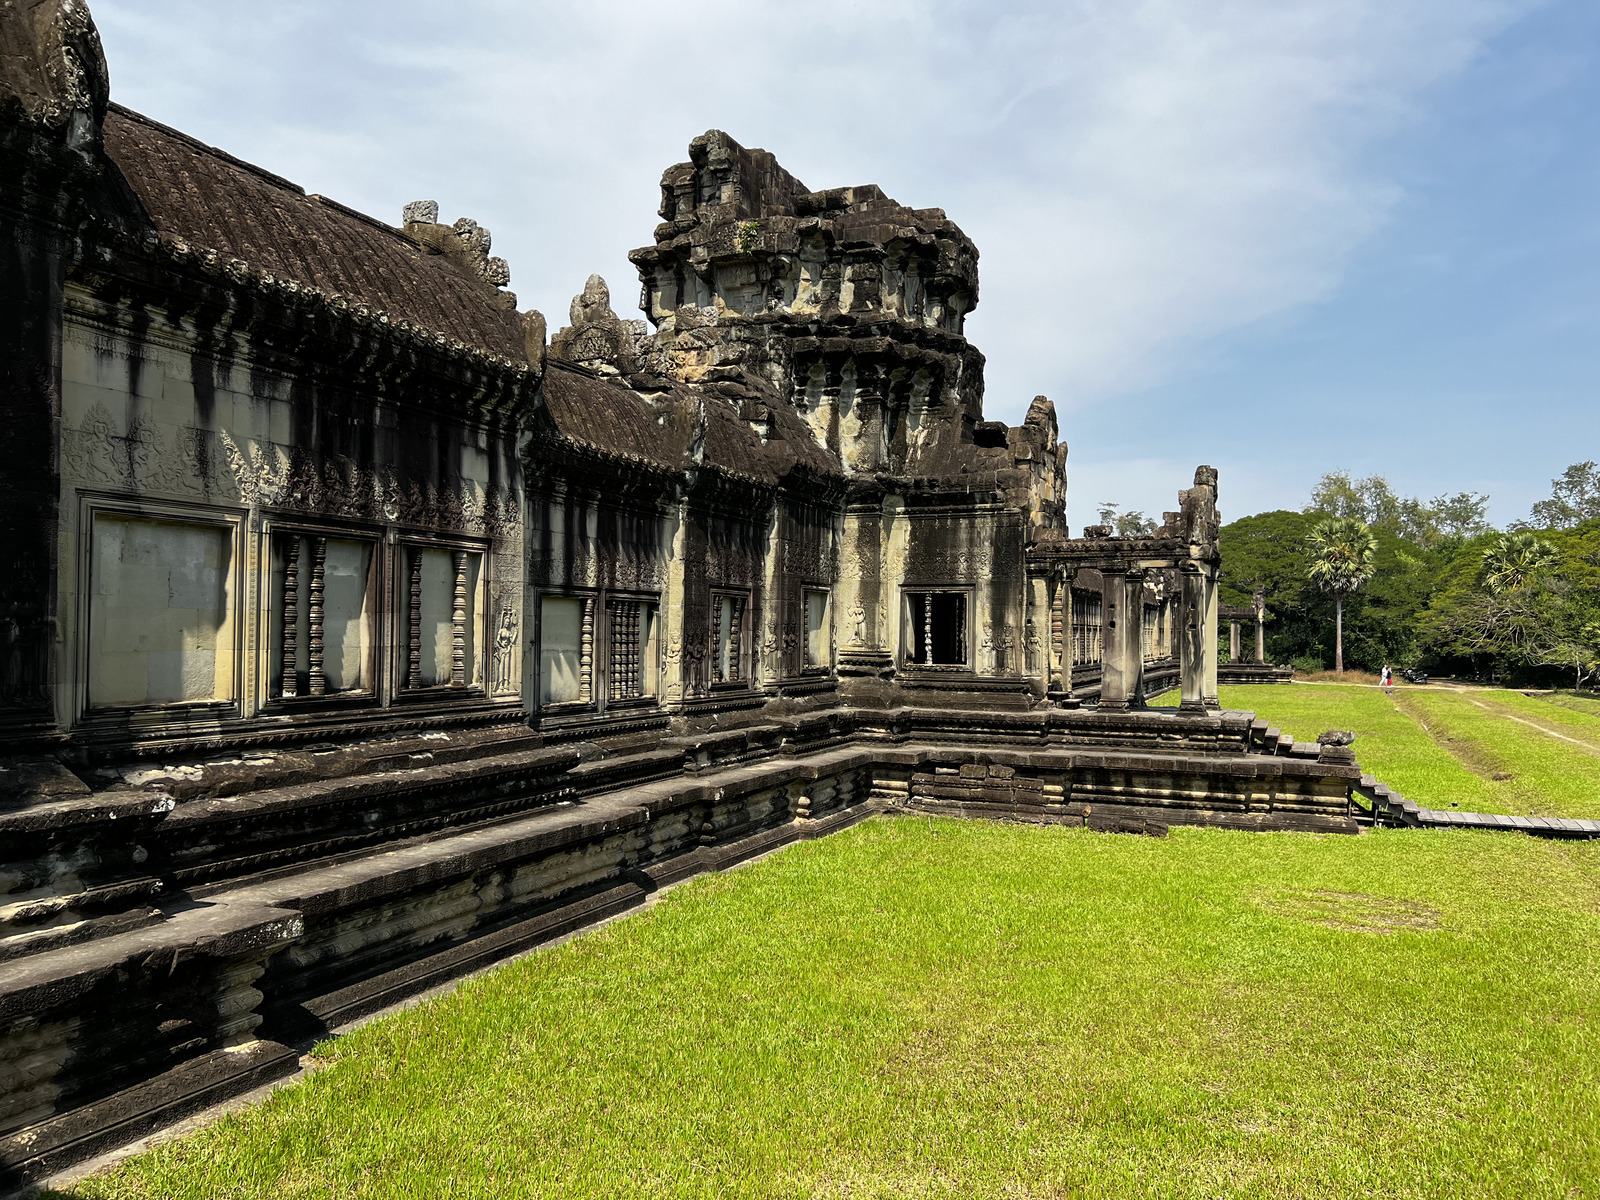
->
[101,104,537,364]
[105,101,306,198]
[311,191,421,242]
[105,104,519,292]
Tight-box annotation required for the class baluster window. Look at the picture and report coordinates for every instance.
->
[903,590,968,667]
[270,530,375,700]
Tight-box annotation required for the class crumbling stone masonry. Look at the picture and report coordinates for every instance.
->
[0,2,1366,1185]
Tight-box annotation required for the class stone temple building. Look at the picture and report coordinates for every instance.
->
[0,1,1364,1183]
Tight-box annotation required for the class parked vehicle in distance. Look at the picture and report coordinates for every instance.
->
[1400,668,1429,685]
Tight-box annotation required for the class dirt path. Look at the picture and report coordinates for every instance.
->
[1390,691,1520,787]
[1465,696,1600,756]
[1293,680,1554,694]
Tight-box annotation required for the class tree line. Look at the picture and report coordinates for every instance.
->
[1214,462,1600,687]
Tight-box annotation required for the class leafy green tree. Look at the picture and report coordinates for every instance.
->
[1306,517,1377,673]
[1431,491,1492,542]
[1528,462,1600,530]
[1481,531,1559,594]
[1095,502,1156,536]
[1307,470,1488,549]
[1420,522,1600,687]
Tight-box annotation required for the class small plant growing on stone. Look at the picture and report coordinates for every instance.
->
[736,219,761,254]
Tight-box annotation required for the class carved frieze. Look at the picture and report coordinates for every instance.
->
[63,402,519,540]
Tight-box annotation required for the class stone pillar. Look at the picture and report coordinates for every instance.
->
[1228,620,1240,663]
[0,160,66,747]
[1099,568,1130,711]
[1255,609,1266,664]
[660,499,690,705]
[1026,571,1052,697]
[1051,568,1075,695]
[1125,570,1146,708]
[1203,567,1221,709]
[1179,565,1206,712]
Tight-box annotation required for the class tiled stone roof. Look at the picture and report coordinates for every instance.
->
[102,103,529,363]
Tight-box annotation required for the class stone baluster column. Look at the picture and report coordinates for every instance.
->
[1255,607,1266,664]
[406,549,422,689]
[1229,620,1240,663]
[1203,567,1221,709]
[450,549,468,687]
[1099,567,1130,711]
[308,537,327,697]
[281,536,300,699]
[579,595,594,704]
[1179,564,1206,712]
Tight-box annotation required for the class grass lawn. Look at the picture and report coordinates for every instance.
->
[60,819,1600,1200]
[1541,691,1600,721]
[1152,684,1600,820]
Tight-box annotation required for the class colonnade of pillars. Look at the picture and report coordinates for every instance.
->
[1042,565,1219,713]
[1226,611,1267,663]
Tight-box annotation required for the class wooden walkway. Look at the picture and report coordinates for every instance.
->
[1353,774,1600,839]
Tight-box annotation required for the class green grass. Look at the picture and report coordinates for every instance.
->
[1540,691,1600,721]
[62,820,1600,1200]
[1153,684,1600,819]
[1394,690,1600,819]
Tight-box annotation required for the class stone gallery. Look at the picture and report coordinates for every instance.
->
[0,1,1362,1184]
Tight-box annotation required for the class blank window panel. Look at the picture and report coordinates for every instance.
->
[540,596,584,705]
[89,515,235,707]
[804,590,830,667]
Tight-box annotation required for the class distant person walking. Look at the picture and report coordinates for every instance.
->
[1381,664,1393,693]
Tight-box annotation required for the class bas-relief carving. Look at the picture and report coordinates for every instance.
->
[63,403,518,540]
[663,634,683,702]
[903,545,994,585]
[1025,620,1043,674]
[492,601,519,695]
[63,403,240,500]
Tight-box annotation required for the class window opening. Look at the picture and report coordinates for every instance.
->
[608,599,659,701]
[1071,591,1102,665]
[272,532,375,699]
[906,591,967,666]
[540,595,589,705]
[712,593,746,683]
[405,546,483,688]
[89,514,236,708]
[804,589,830,668]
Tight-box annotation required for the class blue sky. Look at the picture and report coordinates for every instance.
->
[92,0,1598,530]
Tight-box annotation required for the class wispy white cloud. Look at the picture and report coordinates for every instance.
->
[94,0,1531,432]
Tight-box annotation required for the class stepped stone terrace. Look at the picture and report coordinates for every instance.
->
[0,1,1408,1185]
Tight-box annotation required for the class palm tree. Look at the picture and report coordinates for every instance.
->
[1306,517,1378,674]
[1480,530,1558,594]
